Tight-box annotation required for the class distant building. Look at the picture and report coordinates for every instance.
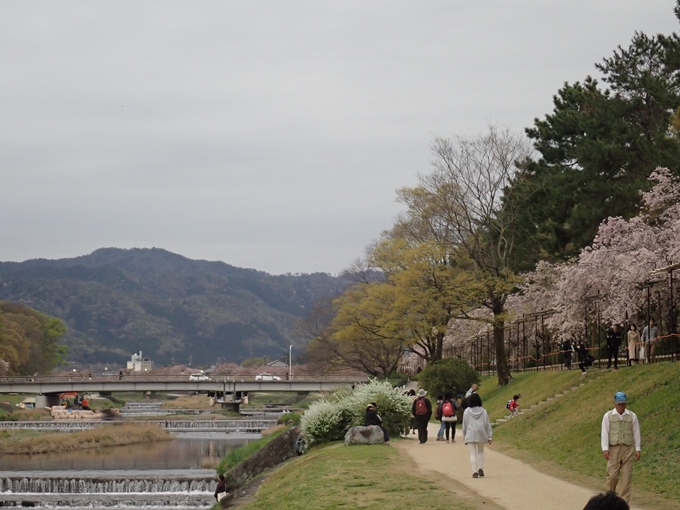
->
[267,360,288,368]
[127,351,153,372]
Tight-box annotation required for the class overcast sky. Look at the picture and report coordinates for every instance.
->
[1,1,677,275]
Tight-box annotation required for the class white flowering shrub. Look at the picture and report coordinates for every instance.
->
[299,399,347,446]
[300,379,412,446]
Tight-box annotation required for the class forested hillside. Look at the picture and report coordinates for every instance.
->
[0,248,348,365]
[0,302,66,375]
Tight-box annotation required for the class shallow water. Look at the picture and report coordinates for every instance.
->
[1,432,257,471]
[0,433,259,508]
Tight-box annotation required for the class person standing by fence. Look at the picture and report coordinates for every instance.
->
[606,324,623,370]
[641,319,658,363]
[627,324,640,366]
[562,339,574,370]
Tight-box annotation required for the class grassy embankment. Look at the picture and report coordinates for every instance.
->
[232,365,679,509]
[0,423,172,454]
[477,363,680,507]
[216,427,286,475]
[236,442,492,510]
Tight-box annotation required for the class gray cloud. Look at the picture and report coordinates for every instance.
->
[1,1,677,273]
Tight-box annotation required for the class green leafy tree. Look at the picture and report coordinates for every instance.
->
[0,301,67,375]
[417,358,480,399]
[393,126,532,385]
[317,237,482,376]
[240,357,267,368]
[506,5,680,266]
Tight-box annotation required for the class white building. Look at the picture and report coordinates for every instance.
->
[127,351,153,372]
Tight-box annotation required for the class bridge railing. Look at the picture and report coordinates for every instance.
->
[0,374,368,384]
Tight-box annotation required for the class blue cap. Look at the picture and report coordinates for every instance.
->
[614,392,627,403]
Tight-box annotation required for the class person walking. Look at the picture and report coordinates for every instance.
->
[441,392,459,443]
[462,393,492,478]
[577,341,592,375]
[601,392,641,503]
[626,324,640,366]
[641,319,658,363]
[434,395,446,441]
[411,389,432,444]
[508,394,520,418]
[606,324,623,370]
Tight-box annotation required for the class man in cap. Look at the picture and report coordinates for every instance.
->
[411,389,432,444]
[600,392,641,503]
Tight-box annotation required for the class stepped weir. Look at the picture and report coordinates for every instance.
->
[0,472,216,508]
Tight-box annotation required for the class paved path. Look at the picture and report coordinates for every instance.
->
[395,422,645,510]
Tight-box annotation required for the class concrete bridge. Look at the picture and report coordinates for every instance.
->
[0,374,367,408]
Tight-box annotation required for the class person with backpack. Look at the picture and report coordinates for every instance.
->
[507,394,520,418]
[462,392,492,478]
[411,389,432,444]
[441,392,459,443]
[435,395,446,441]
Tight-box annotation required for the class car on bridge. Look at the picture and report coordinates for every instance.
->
[255,373,281,381]
[189,373,211,381]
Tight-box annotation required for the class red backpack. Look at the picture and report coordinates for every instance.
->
[442,401,454,417]
[415,398,428,416]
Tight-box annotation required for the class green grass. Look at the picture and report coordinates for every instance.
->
[245,391,322,408]
[216,429,285,474]
[481,363,680,506]
[239,442,479,510]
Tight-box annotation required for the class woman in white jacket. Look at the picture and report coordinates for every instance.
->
[462,392,492,478]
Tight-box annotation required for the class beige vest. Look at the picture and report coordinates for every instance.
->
[609,410,634,446]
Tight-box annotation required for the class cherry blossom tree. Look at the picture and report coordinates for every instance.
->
[509,167,680,338]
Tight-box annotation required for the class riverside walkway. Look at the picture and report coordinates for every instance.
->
[396,422,648,510]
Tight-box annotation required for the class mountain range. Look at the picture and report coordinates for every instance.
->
[0,248,348,366]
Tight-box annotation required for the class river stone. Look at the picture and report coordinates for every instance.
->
[344,425,384,446]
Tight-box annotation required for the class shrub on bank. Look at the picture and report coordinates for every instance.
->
[277,411,301,426]
[300,380,411,446]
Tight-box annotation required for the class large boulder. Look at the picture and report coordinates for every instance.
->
[344,426,384,446]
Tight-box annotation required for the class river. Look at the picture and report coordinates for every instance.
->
[0,432,259,509]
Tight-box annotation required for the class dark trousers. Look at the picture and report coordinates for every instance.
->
[608,345,620,368]
[445,421,456,441]
[414,417,429,443]
[564,352,572,369]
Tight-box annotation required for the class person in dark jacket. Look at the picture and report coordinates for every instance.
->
[214,474,228,501]
[577,341,592,375]
[411,389,432,444]
[364,402,389,443]
[606,324,623,370]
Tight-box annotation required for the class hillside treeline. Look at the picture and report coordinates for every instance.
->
[0,248,348,365]
[303,2,680,384]
[0,301,66,376]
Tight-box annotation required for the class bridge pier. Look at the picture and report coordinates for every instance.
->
[35,394,61,409]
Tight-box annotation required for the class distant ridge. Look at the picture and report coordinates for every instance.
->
[0,248,348,365]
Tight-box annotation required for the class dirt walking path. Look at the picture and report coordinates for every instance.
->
[395,422,645,510]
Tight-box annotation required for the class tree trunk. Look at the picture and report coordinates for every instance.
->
[493,298,512,385]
